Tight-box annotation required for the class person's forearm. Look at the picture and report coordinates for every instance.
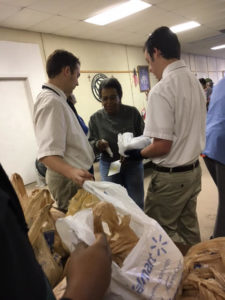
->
[140,138,172,159]
[40,155,93,186]
[40,156,75,180]
[62,283,98,300]
[62,284,90,300]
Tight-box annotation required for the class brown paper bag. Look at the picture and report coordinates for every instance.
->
[33,232,63,287]
[67,189,100,216]
[11,173,29,211]
[25,189,53,227]
[50,207,66,222]
[176,237,225,300]
[53,277,67,300]
[93,202,139,267]
[29,204,65,287]
[29,204,69,257]
[11,172,68,287]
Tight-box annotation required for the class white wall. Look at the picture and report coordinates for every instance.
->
[181,53,225,83]
[0,26,224,182]
[40,33,148,122]
[0,40,45,100]
[0,40,45,183]
[0,27,224,124]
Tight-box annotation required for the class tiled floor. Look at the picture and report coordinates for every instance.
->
[197,157,217,241]
[26,157,217,242]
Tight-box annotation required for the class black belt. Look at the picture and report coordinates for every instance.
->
[152,160,199,173]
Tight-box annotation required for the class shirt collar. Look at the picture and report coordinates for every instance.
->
[44,82,67,100]
[162,59,186,79]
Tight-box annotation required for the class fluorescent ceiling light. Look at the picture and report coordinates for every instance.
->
[211,44,225,50]
[84,0,151,26]
[170,21,200,33]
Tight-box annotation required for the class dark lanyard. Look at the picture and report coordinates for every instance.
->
[67,98,79,116]
[42,85,60,96]
[42,85,88,135]
[67,99,88,135]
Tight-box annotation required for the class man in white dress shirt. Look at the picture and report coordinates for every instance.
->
[126,27,206,245]
[34,50,94,211]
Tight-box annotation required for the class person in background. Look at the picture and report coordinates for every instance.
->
[0,163,111,300]
[88,77,145,209]
[126,26,206,245]
[203,77,225,238]
[199,78,207,92]
[199,78,209,110]
[205,78,214,110]
[33,50,95,212]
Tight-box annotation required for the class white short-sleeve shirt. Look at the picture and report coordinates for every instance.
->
[33,83,95,170]
[144,60,206,167]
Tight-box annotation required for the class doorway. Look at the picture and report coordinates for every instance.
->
[0,78,37,184]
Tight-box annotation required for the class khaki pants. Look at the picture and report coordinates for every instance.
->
[46,168,78,212]
[144,165,202,245]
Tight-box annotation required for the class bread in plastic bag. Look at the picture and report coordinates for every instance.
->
[67,188,100,216]
[56,181,183,299]
[93,201,139,267]
[67,190,139,267]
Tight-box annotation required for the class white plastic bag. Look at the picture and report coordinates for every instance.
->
[56,181,183,300]
[118,132,151,156]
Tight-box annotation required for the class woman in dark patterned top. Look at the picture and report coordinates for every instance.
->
[89,77,145,209]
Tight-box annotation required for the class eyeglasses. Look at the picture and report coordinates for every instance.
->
[101,94,118,102]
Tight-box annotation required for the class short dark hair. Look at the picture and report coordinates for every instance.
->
[99,77,123,100]
[144,26,180,60]
[205,78,214,88]
[199,78,206,88]
[46,49,80,78]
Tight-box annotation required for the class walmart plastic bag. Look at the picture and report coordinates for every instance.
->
[118,132,151,156]
[56,181,183,300]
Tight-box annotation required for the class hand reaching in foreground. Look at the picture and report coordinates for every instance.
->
[125,149,143,160]
[62,234,112,300]
[69,168,94,186]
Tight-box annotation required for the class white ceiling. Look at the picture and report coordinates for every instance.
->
[0,0,225,58]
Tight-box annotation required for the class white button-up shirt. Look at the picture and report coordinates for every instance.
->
[144,60,206,167]
[33,83,95,170]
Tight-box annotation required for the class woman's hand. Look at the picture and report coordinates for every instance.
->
[96,139,109,152]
